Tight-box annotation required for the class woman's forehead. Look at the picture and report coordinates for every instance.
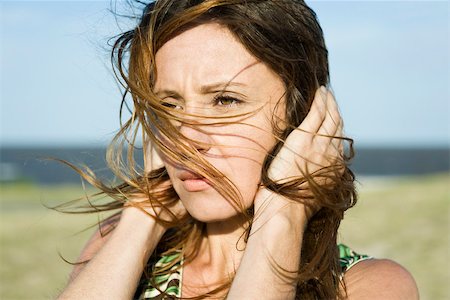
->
[154,23,263,92]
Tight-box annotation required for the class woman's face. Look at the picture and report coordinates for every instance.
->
[154,23,286,222]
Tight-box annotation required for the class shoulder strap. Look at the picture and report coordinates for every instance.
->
[338,243,372,273]
[135,252,183,300]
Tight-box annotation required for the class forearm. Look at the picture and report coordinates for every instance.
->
[228,191,307,300]
[58,207,165,300]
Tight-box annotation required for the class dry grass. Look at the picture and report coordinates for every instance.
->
[339,173,449,300]
[0,173,448,299]
[0,184,101,299]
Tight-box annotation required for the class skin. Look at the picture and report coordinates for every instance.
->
[154,23,296,295]
[154,22,286,223]
[58,23,419,299]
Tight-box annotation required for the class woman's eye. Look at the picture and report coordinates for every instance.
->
[161,101,183,110]
[214,96,242,107]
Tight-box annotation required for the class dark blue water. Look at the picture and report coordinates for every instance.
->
[1,146,448,184]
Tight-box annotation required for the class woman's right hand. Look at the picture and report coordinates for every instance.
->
[58,144,182,299]
[125,141,188,226]
[124,187,187,227]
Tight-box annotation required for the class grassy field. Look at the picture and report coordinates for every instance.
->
[338,173,449,299]
[0,173,448,299]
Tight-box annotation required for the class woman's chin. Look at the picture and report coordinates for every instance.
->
[182,199,249,224]
[175,183,255,224]
[187,207,241,223]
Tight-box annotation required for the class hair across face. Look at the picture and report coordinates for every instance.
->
[127,0,332,220]
[154,22,286,222]
[102,1,357,298]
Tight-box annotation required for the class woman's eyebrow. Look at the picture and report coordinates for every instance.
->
[154,89,182,99]
[154,81,247,98]
[199,81,247,94]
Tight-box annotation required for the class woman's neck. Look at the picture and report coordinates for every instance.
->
[184,214,250,285]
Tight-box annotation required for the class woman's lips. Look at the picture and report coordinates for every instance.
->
[177,170,211,192]
[182,178,210,192]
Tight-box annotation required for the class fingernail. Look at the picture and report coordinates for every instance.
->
[320,86,327,94]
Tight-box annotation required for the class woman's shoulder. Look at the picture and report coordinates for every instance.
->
[137,244,420,299]
[341,255,419,299]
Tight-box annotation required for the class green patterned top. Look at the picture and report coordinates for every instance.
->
[134,244,372,299]
[338,244,372,273]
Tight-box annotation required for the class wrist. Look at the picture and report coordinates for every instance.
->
[234,191,306,298]
[118,206,166,246]
[250,212,307,253]
[253,188,308,234]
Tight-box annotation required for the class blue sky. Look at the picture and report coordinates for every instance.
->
[1,1,449,147]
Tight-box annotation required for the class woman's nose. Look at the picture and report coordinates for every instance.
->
[179,124,212,153]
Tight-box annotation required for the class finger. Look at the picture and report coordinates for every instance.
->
[331,120,344,157]
[314,90,341,154]
[326,90,341,129]
[329,97,344,153]
[332,122,346,174]
[298,86,328,134]
[283,87,325,150]
[318,109,343,166]
[326,116,343,149]
[318,91,341,136]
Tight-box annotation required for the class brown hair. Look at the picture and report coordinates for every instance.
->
[59,0,357,299]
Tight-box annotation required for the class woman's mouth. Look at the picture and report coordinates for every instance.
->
[177,170,211,192]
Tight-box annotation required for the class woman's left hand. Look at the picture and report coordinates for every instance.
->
[229,87,344,299]
[253,86,343,228]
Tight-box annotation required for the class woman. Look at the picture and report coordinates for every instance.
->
[58,0,418,299]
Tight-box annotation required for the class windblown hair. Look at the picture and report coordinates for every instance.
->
[58,0,357,299]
